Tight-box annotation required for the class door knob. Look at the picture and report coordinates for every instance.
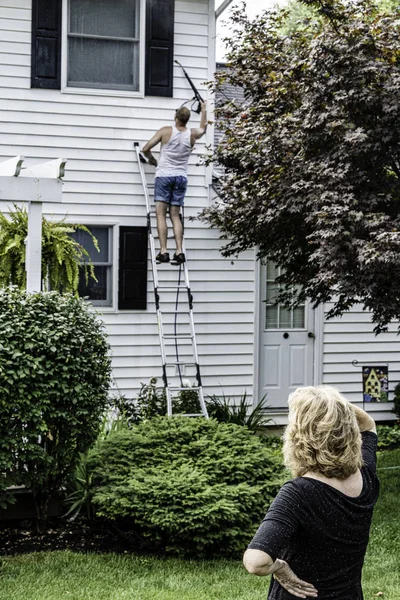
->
[283,332,289,339]
[308,332,315,339]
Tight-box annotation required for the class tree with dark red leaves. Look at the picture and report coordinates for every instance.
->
[202,0,400,333]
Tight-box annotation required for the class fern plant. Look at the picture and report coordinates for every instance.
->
[0,204,98,292]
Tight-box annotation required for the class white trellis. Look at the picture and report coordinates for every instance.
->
[0,156,66,292]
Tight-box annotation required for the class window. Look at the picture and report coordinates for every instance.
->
[71,225,113,307]
[265,260,306,330]
[31,0,175,96]
[67,0,143,92]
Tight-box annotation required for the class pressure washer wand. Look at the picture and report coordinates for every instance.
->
[175,60,204,113]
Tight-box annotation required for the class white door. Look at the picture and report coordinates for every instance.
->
[259,261,315,408]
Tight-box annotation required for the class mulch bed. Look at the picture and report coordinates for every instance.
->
[0,519,135,556]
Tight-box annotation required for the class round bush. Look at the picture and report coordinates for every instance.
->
[89,417,285,556]
[0,287,111,521]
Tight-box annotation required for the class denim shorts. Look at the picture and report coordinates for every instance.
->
[154,176,188,206]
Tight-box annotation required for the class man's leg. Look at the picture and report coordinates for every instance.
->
[170,177,187,258]
[156,201,169,254]
[170,205,183,255]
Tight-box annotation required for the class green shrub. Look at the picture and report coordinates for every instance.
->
[133,377,203,420]
[64,411,131,520]
[206,392,273,431]
[134,377,167,419]
[377,423,400,450]
[89,417,285,556]
[174,388,202,415]
[0,287,111,527]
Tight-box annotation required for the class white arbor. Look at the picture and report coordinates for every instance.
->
[0,157,66,292]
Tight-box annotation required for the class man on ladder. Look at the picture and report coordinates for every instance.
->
[141,101,207,265]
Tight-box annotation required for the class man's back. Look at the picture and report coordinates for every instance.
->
[156,125,192,178]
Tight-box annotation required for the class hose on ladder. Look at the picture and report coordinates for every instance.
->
[173,205,185,388]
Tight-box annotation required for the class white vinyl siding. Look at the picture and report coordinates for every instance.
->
[0,0,256,402]
[322,305,398,420]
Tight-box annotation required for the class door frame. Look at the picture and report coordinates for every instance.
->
[252,258,325,408]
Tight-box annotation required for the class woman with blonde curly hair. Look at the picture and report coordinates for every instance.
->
[243,385,379,599]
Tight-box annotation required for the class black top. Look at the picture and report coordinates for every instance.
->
[248,431,379,600]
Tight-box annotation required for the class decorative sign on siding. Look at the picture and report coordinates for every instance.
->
[362,366,389,403]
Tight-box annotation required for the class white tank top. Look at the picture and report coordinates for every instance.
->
[156,125,192,178]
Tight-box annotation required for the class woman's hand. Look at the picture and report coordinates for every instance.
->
[273,561,318,598]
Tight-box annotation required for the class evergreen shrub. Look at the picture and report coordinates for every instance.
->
[89,417,285,556]
[0,287,111,524]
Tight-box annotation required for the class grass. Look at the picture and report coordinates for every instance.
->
[0,553,267,600]
[363,448,400,599]
[0,449,399,600]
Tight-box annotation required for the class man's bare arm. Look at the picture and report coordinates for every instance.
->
[142,128,168,166]
[191,101,207,144]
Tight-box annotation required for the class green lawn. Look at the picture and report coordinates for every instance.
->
[0,449,399,600]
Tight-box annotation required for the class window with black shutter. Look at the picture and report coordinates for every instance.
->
[118,226,148,310]
[31,0,62,89]
[145,0,175,97]
[31,0,175,97]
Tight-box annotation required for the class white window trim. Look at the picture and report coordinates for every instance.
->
[67,220,119,312]
[86,225,113,308]
[61,0,146,98]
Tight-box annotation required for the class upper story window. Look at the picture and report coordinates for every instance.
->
[31,0,174,98]
[67,0,143,92]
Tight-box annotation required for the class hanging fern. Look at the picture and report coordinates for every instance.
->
[0,204,98,293]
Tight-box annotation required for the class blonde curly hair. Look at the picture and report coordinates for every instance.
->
[283,386,362,480]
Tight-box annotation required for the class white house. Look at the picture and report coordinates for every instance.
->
[0,0,398,423]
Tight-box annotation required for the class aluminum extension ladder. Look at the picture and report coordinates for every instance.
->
[134,142,209,418]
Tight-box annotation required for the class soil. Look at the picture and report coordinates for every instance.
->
[0,519,137,556]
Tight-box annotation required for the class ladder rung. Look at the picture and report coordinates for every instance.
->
[159,309,191,314]
[163,334,193,339]
[173,413,205,417]
[158,286,187,291]
[168,386,201,391]
[165,362,196,366]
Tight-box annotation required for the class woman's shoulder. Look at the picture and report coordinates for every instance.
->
[266,478,320,521]
[277,476,338,504]
[274,477,316,504]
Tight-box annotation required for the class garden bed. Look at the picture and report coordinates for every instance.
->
[0,519,129,556]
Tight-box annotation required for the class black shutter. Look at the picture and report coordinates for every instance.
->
[145,0,175,97]
[118,226,148,310]
[31,0,62,89]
